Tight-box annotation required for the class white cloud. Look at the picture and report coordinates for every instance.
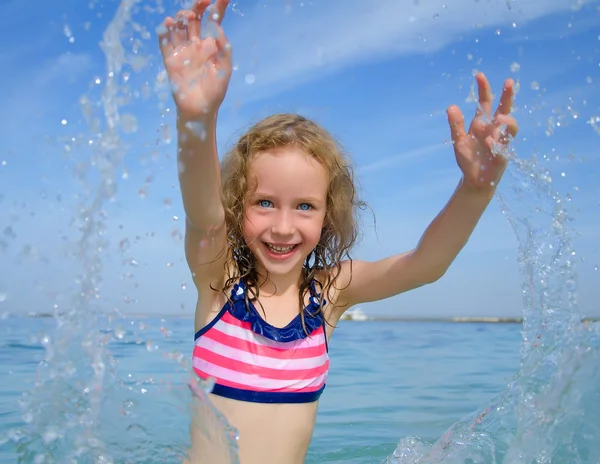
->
[358,143,448,175]
[1,51,94,149]
[223,0,594,101]
[33,52,94,87]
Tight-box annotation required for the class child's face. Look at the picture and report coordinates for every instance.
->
[243,146,328,280]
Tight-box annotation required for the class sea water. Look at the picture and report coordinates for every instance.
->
[1,318,521,463]
[1,0,599,463]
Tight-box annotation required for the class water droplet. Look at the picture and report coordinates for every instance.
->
[172,215,179,221]
[184,120,206,141]
[161,123,172,144]
[531,81,540,91]
[114,326,125,339]
[42,427,60,444]
[586,76,593,84]
[433,13,440,19]
[245,73,256,85]
[510,62,520,72]
[181,282,187,290]
[119,239,130,252]
[120,113,138,133]
[594,265,598,271]
[61,119,68,125]
[0,292,6,302]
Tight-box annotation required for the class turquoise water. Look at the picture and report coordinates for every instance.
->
[0,317,521,463]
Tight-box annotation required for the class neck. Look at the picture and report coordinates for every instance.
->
[255,265,306,297]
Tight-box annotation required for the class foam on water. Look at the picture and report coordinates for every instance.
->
[2,1,599,463]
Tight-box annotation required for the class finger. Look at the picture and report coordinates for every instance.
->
[173,10,192,47]
[192,0,211,32]
[187,7,202,38]
[495,114,519,138]
[475,72,493,118]
[158,17,174,59]
[485,135,509,166]
[447,105,467,144]
[212,0,230,25]
[213,23,232,69]
[494,78,514,116]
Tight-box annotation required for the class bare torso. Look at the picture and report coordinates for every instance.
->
[186,283,340,464]
[187,395,319,464]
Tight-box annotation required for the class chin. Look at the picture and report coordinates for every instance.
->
[257,248,308,277]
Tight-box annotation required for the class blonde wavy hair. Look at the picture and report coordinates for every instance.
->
[220,113,366,327]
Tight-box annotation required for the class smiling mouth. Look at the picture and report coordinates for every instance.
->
[264,243,298,254]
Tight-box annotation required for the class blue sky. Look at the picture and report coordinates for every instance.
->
[0,0,599,318]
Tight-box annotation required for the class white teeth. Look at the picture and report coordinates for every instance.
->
[266,243,295,253]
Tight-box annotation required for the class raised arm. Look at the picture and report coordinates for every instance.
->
[336,73,519,311]
[158,0,232,285]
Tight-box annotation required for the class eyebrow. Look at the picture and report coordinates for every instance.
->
[251,191,325,205]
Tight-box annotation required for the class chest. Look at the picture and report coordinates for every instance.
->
[251,292,309,329]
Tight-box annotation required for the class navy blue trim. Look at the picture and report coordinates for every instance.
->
[194,304,229,340]
[223,280,327,343]
[210,383,326,404]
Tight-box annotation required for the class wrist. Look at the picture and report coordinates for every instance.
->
[177,110,218,126]
[177,111,218,141]
[458,176,496,200]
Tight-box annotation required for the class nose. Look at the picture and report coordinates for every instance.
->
[271,210,295,237]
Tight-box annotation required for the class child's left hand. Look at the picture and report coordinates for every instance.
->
[447,73,518,193]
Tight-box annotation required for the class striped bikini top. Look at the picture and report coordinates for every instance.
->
[192,280,330,404]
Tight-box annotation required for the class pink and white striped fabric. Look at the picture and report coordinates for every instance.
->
[192,281,329,403]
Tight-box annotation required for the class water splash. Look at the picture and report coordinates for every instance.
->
[383,127,600,464]
[5,1,239,463]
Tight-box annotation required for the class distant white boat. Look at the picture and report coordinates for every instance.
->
[341,307,371,321]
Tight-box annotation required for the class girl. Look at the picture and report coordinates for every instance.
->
[158,1,519,463]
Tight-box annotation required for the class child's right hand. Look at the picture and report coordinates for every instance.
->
[158,0,232,120]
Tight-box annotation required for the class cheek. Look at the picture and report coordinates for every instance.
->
[242,210,261,243]
[307,217,326,245]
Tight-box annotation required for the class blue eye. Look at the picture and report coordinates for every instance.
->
[259,200,272,208]
[298,203,312,211]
